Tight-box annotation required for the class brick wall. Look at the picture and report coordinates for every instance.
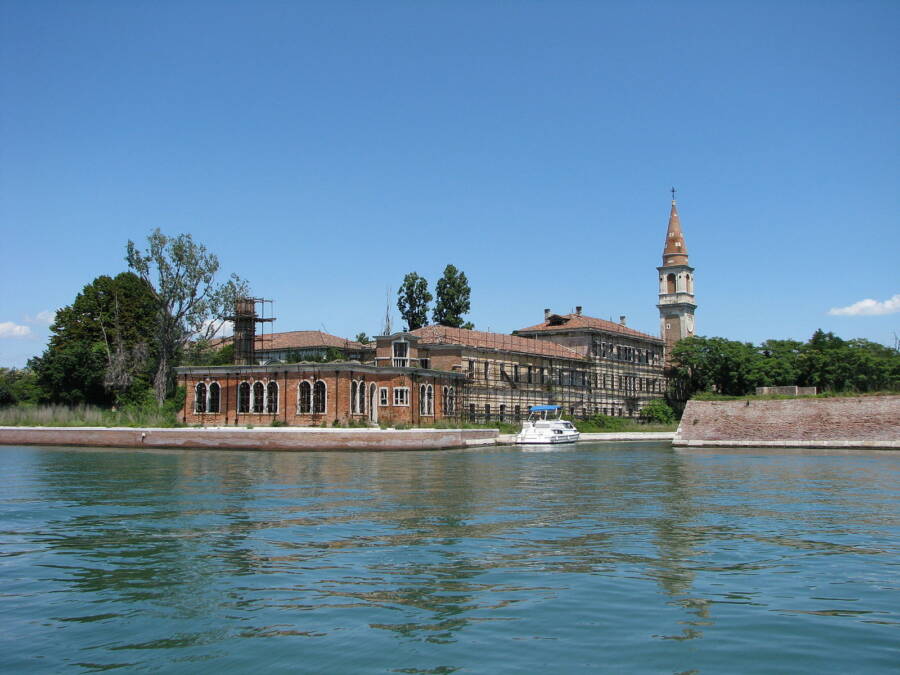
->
[677,396,900,443]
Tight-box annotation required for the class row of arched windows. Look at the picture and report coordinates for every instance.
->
[194,382,221,413]
[194,379,456,417]
[298,380,327,414]
[237,381,279,414]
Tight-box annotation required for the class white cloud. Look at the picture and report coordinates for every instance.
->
[0,322,32,338]
[27,310,56,325]
[828,294,900,317]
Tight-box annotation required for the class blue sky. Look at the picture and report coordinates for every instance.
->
[1,1,898,367]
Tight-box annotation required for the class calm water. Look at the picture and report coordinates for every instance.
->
[1,442,898,673]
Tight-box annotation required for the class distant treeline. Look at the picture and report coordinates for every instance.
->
[669,330,900,401]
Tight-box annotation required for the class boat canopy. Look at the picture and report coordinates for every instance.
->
[529,405,561,411]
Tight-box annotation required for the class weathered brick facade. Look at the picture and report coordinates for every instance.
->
[177,363,463,427]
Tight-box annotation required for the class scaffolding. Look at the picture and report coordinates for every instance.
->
[225,297,276,365]
[414,326,666,424]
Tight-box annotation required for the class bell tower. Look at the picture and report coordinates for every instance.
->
[657,191,696,357]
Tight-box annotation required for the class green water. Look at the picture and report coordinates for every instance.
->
[1,442,897,673]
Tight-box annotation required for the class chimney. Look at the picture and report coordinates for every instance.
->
[544,308,551,321]
[575,306,582,316]
[619,315,627,326]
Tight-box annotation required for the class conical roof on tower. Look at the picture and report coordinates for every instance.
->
[662,199,689,266]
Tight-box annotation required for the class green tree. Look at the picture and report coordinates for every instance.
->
[354,332,371,344]
[397,272,432,331]
[127,229,248,405]
[30,272,158,406]
[670,336,760,397]
[432,264,473,329]
[0,368,42,406]
[750,339,803,387]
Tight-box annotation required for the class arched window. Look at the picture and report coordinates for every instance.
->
[298,381,312,413]
[420,384,427,414]
[350,381,358,414]
[442,386,449,415]
[484,403,491,420]
[666,273,676,294]
[266,381,278,413]
[252,382,265,412]
[426,385,433,415]
[194,382,207,413]
[208,382,220,413]
[357,381,366,415]
[313,380,326,414]
[447,386,454,414]
[238,382,251,413]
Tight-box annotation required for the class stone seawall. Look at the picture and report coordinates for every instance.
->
[0,426,499,452]
[673,395,900,449]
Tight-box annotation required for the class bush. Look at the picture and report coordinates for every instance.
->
[639,400,676,424]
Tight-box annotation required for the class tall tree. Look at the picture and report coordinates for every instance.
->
[432,264,473,329]
[126,229,247,404]
[397,272,432,331]
[30,272,158,405]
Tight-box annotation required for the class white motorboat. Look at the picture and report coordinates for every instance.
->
[515,405,580,445]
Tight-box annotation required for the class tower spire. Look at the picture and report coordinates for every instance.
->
[656,193,696,359]
[662,196,688,266]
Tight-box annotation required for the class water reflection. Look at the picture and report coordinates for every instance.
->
[0,443,897,673]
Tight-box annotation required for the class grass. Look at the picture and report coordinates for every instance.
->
[0,403,181,428]
[692,390,899,402]
[571,418,677,433]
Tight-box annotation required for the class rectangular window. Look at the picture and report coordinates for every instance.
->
[379,387,388,406]
[527,366,533,384]
[392,341,409,367]
[483,361,489,380]
[393,387,410,406]
[419,358,430,369]
[513,365,519,382]
[468,360,475,378]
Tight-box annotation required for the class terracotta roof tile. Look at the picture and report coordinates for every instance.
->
[514,314,662,342]
[215,330,369,351]
[410,325,586,360]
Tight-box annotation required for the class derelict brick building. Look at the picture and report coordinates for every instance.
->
[176,198,695,426]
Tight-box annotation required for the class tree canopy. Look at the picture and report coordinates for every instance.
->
[29,272,158,406]
[670,330,900,400]
[126,229,247,404]
[397,272,432,331]
[432,264,473,329]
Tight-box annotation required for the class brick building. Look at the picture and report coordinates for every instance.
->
[177,198,694,426]
[177,361,463,427]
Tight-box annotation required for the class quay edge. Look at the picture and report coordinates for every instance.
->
[0,426,499,452]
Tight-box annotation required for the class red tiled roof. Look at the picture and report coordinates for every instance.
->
[258,330,369,351]
[514,314,662,342]
[410,325,586,360]
[214,330,369,351]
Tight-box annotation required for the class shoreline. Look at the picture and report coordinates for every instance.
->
[0,425,498,452]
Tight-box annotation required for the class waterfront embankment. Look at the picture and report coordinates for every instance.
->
[0,426,499,451]
[673,395,900,449]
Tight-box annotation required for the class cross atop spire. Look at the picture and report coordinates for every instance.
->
[671,186,676,202]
